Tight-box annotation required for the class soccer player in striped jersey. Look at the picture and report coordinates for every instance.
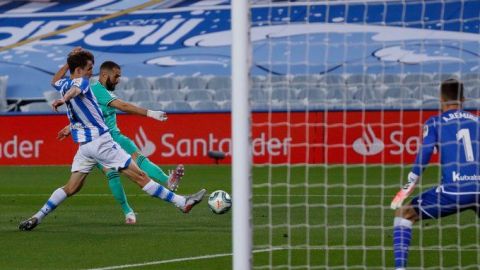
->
[18,50,206,231]
[55,51,183,224]
[390,79,480,269]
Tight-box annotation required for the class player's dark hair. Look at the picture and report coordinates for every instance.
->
[67,51,93,74]
[441,79,464,102]
[100,61,121,71]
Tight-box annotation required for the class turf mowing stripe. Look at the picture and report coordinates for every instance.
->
[85,248,283,270]
[0,194,384,197]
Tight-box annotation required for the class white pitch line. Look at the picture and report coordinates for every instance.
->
[85,248,283,270]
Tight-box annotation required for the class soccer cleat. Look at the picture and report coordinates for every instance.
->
[19,217,39,231]
[167,164,184,192]
[125,212,137,224]
[180,189,207,214]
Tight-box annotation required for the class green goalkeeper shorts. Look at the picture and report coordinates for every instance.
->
[111,132,140,155]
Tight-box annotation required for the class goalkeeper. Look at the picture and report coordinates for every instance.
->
[55,52,183,224]
[390,79,480,270]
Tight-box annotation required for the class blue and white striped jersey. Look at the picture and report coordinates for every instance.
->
[412,109,480,194]
[52,77,109,143]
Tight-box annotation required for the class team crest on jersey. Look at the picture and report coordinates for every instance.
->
[423,125,429,138]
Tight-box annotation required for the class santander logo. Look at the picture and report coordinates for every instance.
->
[353,125,384,156]
[135,126,156,157]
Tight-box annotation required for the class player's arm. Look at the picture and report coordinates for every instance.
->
[109,99,167,121]
[51,63,69,86]
[51,84,83,112]
[51,47,83,85]
[390,119,438,209]
[57,125,71,140]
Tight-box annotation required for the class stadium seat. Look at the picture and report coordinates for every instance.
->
[297,88,326,102]
[375,74,402,85]
[432,73,460,83]
[271,88,297,101]
[422,99,441,109]
[153,77,179,90]
[318,74,345,85]
[291,74,319,85]
[402,74,432,84]
[467,87,480,99]
[221,101,231,110]
[115,78,130,90]
[180,76,208,89]
[462,73,480,82]
[126,77,152,90]
[192,101,221,111]
[130,90,155,102]
[383,86,412,99]
[352,86,378,102]
[396,98,422,109]
[136,101,164,111]
[0,76,8,112]
[185,90,213,101]
[214,88,231,101]
[463,99,480,110]
[267,75,289,84]
[415,85,439,100]
[326,87,347,100]
[346,74,375,86]
[164,101,192,112]
[155,90,185,102]
[43,90,61,103]
[251,89,268,102]
[271,100,305,111]
[251,101,271,111]
[207,76,231,90]
[114,90,133,101]
[20,102,53,112]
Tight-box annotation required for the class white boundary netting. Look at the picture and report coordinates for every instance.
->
[247,0,480,269]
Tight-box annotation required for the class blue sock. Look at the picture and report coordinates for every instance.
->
[393,217,413,269]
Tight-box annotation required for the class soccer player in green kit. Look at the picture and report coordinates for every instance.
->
[55,50,183,224]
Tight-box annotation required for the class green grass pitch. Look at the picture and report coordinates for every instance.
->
[0,165,479,269]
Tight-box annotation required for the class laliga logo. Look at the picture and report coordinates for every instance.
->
[353,125,384,156]
[135,126,156,157]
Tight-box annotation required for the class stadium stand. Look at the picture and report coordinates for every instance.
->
[7,73,470,113]
[0,76,8,112]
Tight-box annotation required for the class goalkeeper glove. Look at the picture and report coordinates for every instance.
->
[390,172,419,210]
[147,110,168,121]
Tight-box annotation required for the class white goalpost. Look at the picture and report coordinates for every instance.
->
[231,0,252,269]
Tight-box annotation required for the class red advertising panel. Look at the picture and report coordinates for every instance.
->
[0,112,322,165]
[0,111,451,166]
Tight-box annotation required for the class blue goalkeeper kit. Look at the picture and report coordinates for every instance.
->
[410,109,480,219]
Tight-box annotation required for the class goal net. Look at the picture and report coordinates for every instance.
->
[234,0,480,269]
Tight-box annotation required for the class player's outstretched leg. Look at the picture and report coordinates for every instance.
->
[19,172,87,231]
[121,161,205,213]
[167,164,184,192]
[135,154,184,191]
[393,205,419,270]
[99,165,136,224]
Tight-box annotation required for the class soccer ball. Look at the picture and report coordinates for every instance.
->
[208,190,232,214]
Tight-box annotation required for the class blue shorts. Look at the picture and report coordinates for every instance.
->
[411,187,480,220]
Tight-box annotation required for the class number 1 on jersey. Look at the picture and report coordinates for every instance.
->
[457,128,474,162]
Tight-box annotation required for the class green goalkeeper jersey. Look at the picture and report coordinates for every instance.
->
[91,82,121,135]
